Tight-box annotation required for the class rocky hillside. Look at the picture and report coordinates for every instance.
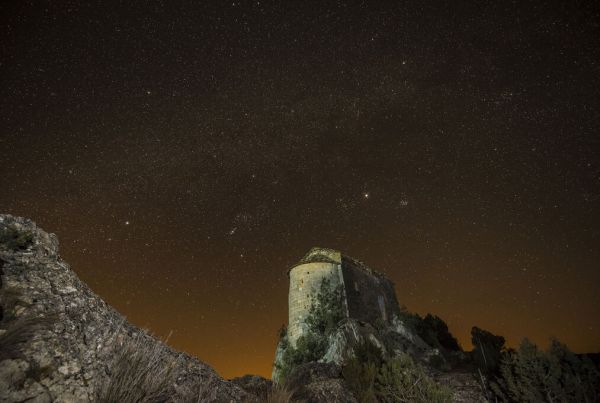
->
[0,214,250,402]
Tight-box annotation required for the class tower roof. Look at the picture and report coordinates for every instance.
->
[298,247,341,265]
[287,247,393,282]
[287,247,341,274]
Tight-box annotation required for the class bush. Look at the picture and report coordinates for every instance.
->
[490,338,600,403]
[0,226,33,250]
[343,340,452,403]
[277,331,329,382]
[396,308,460,352]
[354,338,385,368]
[342,340,383,402]
[265,383,295,403]
[0,314,56,361]
[343,358,379,402]
[421,314,461,351]
[376,354,453,403]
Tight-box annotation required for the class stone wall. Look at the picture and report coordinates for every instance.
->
[341,255,401,326]
[286,248,401,347]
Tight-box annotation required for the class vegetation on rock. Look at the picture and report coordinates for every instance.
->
[0,226,33,251]
[0,314,55,361]
[265,383,295,403]
[470,326,600,402]
[342,340,453,403]
[275,278,344,383]
[491,339,600,402]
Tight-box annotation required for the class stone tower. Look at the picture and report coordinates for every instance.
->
[286,247,401,347]
[287,247,349,347]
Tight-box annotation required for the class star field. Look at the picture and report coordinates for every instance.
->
[1,2,599,378]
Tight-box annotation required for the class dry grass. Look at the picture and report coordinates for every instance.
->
[265,383,295,403]
[0,314,55,360]
[97,331,180,403]
[0,286,31,320]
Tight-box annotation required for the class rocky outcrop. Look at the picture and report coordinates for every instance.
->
[0,214,249,402]
[272,316,486,402]
[271,275,487,401]
[321,317,433,366]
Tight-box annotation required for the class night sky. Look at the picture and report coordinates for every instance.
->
[1,2,599,379]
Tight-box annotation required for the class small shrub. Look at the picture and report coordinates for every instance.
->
[343,340,452,403]
[265,383,295,403]
[277,331,327,383]
[342,339,384,402]
[376,353,453,403]
[97,331,179,403]
[0,226,34,250]
[354,338,384,368]
[343,357,379,402]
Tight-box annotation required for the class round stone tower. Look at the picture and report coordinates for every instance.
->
[287,247,348,347]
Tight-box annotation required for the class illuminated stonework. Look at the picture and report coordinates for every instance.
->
[287,248,347,346]
[286,247,400,347]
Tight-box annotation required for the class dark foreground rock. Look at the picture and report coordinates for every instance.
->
[0,214,249,402]
[285,362,358,403]
[231,375,274,401]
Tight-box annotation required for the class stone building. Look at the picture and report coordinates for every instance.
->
[287,247,401,347]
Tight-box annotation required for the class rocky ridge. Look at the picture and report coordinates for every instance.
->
[0,214,249,402]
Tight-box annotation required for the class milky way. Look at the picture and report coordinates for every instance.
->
[1,2,599,377]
